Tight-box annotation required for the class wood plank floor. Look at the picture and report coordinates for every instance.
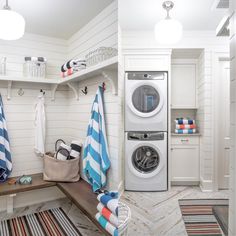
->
[121,186,229,236]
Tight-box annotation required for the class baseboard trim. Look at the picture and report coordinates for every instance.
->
[171,181,200,186]
[118,180,124,195]
[200,177,213,192]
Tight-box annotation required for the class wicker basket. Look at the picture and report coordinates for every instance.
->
[118,202,131,236]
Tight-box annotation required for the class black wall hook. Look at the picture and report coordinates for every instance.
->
[102,82,106,91]
[81,86,88,95]
[40,89,45,95]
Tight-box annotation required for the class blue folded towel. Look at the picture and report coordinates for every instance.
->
[175,129,196,134]
[95,213,118,236]
[97,192,118,216]
[175,118,195,125]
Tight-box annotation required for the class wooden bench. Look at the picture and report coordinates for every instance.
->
[0,173,110,236]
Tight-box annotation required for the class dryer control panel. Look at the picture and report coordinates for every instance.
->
[128,131,164,141]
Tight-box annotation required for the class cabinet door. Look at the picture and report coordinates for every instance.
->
[171,145,199,182]
[125,55,170,71]
[171,64,196,108]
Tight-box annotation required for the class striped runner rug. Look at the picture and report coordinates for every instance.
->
[0,207,82,236]
[179,199,229,236]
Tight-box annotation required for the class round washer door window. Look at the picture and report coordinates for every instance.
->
[132,146,160,174]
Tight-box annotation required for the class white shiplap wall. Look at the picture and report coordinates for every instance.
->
[0,34,68,211]
[229,0,236,234]
[197,50,214,191]
[0,1,118,211]
[66,0,119,190]
[67,1,118,60]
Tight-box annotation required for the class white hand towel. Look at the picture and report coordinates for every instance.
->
[34,94,46,156]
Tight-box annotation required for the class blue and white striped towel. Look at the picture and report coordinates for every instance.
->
[83,86,111,192]
[0,95,12,182]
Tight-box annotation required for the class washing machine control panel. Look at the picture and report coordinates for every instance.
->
[128,131,164,141]
[127,72,167,80]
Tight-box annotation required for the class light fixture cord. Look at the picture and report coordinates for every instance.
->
[163,1,174,19]
[166,8,170,19]
[3,0,10,10]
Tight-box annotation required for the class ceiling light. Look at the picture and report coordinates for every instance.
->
[154,1,183,44]
[0,0,25,40]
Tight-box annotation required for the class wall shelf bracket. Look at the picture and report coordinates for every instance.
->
[102,70,117,95]
[51,84,58,101]
[67,82,79,100]
[7,81,12,100]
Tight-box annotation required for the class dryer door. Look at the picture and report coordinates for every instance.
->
[127,81,164,118]
[128,143,164,178]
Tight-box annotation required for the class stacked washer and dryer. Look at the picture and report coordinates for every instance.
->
[125,72,168,191]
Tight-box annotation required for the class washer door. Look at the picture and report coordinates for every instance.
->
[128,143,164,178]
[127,82,164,118]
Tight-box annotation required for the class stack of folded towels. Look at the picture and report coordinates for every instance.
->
[175,118,197,134]
[61,59,86,77]
[95,191,118,236]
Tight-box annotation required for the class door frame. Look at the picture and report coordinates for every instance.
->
[212,52,230,191]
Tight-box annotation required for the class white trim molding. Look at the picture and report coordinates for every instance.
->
[200,177,214,192]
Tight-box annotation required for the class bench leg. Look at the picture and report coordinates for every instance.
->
[7,194,16,214]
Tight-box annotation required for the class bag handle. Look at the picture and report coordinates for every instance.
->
[55,139,66,152]
[55,147,70,160]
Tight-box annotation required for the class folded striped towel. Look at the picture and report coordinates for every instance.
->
[175,118,195,125]
[176,124,196,129]
[97,203,118,227]
[175,129,196,134]
[61,59,86,77]
[95,213,118,236]
[97,192,118,216]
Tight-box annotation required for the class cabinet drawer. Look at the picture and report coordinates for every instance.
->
[171,136,199,145]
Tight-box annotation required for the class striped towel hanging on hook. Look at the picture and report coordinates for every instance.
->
[0,94,12,182]
[83,86,111,192]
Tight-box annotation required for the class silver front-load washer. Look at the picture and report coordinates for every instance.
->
[125,72,168,132]
[125,131,168,191]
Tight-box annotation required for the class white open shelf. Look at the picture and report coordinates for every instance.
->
[0,56,118,100]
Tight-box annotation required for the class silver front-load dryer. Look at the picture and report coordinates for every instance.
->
[125,131,168,191]
[125,72,168,132]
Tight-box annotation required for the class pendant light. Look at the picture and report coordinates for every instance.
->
[154,1,183,44]
[0,0,25,40]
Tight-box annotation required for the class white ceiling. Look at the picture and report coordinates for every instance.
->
[119,0,227,31]
[2,0,114,39]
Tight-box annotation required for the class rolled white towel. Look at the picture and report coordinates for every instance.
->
[70,141,82,159]
[56,143,71,160]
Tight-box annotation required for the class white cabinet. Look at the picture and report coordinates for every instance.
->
[171,136,199,184]
[171,64,197,108]
[125,55,170,71]
[123,49,171,71]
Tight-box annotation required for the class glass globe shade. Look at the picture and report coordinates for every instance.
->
[154,18,183,44]
[0,9,25,40]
